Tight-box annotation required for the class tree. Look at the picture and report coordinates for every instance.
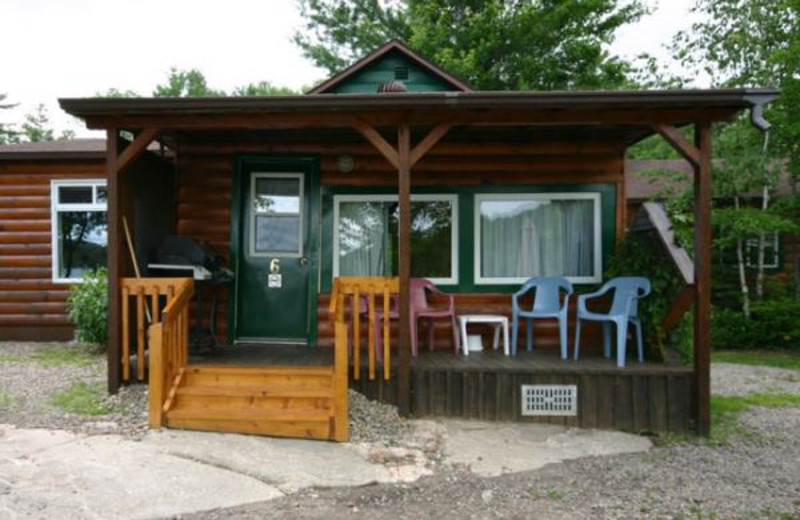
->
[153,67,226,97]
[231,81,298,96]
[294,0,648,90]
[0,93,20,145]
[671,0,800,309]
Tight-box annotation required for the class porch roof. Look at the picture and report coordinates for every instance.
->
[60,88,778,143]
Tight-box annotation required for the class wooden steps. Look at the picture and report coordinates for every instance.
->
[163,365,346,441]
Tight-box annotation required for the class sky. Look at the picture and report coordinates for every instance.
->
[0,0,700,137]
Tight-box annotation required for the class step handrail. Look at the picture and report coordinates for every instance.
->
[330,276,400,381]
[147,278,194,428]
[120,277,192,383]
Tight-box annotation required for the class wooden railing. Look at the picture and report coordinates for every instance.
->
[120,278,193,383]
[145,278,193,428]
[329,276,400,381]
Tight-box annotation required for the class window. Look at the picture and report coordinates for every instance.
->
[250,173,304,257]
[745,232,780,269]
[474,193,602,284]
[51,180,108,283]
[333,194,458,284]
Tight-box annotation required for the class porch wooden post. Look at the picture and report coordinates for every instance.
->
[693,122,713,435]
[106,129,122,393]
[397,123,412,415]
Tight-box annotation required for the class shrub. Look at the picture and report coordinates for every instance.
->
[712,298,800,350]
[605,232,685,360]
[67,268,108,348]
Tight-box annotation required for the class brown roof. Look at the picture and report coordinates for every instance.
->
[0,138,106,160]
[626,159,795,200]
[307,39,472,94]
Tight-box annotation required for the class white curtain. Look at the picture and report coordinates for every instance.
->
[338,202,389,275]
[481,199,594,278]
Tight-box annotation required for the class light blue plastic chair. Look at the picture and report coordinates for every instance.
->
[573,277,651,368]
[511,277,574,359]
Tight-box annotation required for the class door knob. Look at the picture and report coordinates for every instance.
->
[299,256,309,267]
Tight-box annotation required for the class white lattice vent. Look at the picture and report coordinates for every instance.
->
[521,385,577,416]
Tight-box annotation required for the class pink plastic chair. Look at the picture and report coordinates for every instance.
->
[410,278,460,356]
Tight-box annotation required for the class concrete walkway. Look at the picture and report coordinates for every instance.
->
[0,421,651,519]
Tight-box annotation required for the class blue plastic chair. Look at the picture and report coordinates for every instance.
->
[511,277,574,359]
[573,277,651,368]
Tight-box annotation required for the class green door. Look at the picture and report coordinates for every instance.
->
[234,163,317,344]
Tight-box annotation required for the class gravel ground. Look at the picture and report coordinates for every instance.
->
[0,342,148,437]
[2,342,798,519]
[189,363,800,520]
[712,362,800,396]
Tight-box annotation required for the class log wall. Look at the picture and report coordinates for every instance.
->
[0,160,105,341]
[0,154,173,342]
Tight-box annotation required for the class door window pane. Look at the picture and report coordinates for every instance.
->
[255,215,300,253]
[479,198,595,278]
[254,178,300,214]
[59,186,93,204]
[56,211,108,279]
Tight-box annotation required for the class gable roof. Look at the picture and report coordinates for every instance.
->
[307,39,472,94]
[0,138,107,160]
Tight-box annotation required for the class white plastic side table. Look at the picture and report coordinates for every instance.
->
[457,314,510,356]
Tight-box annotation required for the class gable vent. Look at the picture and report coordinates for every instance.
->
[394,65,409,80]
[521,385,577,416]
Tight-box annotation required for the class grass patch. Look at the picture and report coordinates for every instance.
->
[30,344,100,367]
[0,354,25,363]
[0,391,14,408]
[712,350,800,371]
[49,382,112,416]
[710,393,800,445]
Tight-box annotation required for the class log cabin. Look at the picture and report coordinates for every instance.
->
[2,40,780,440]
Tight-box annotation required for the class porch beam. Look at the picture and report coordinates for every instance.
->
[654,124,701,168]
[80,107,738,131]
[106,129,122,394]
[397,123,412,415]
[117,127,160,176]
[409,123,452,167]
[692,121,713,435]
[355,121,399,169]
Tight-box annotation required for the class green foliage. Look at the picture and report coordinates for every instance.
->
[21,104,55,142]
[605,232,685,358]
[67,268,108,347]
[294,0,648,90]
[712,350,800,370]
[712,298,800,350]
[231,81,299,96]
[95,88,140,98]
[49,382,112,416]
[0,92,20,144]
[153,67,226,97]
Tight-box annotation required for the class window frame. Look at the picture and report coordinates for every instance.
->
[50,179,108,283]
[473,192,603,285]
[745,232,780,269]
[332,193,459,285]
[248,172,305,259]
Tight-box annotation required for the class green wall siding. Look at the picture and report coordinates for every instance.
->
[327,51,457,93]
[320,184,617,293]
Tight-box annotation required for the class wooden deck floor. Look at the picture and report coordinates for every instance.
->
[190,343,690,376]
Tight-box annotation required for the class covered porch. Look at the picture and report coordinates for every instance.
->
[59,88,778,438]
